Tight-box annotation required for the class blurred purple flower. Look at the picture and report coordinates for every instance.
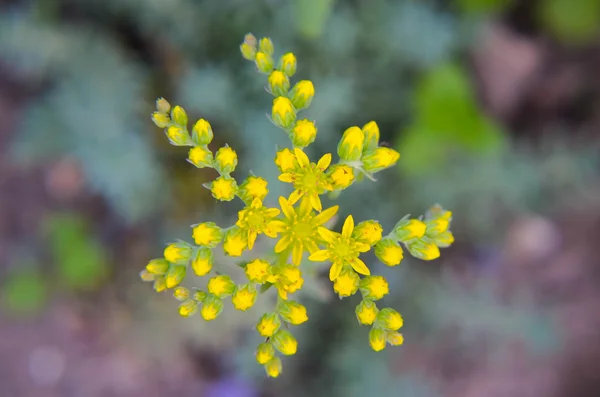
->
[205,377,258,397]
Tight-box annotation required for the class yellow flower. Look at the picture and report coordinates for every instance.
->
[271,196,338,265]
[272,96,296,129]
[356,300,378,325]
[258,37,274,55]
[164,242,192,264]
[239,176,269,202]
[240,34,257,60]
[255,51,274,73]
[376,308,403,331]
[236,198,282,249]
[272,264,304,299]
[394,219,426,241]
[193,289,207,302]
[178,299,198,317]
[156,97,171,113]
[274,148,298,173]
[214,146,238,174]
[268,70,290,96]
[387,331,404,346]
[207,275,235,298]
[151,111,169,128]
[327,164,355,190]
[337,126,364,161]
[434,231,455,248]
[255,342,275,365]
[146,258,169,275]
[278,300,308,325]
[408,240,440,261]
[308,215,371,281]
[290,119,317,148]
[201,295,223,321]
[232,284,257,311]
[192,222,223,247]
[166,125,191,146]
[333,268,360,297]
[426,218,450,235]
[245,259,271,283]
[369,328,386,352]
[289,80,314,110]
[171,105,188,126]
[256,312,281,337]
[191,248,213,276]
[191,118,214,145]
[362,147,400,173]
[352,220,383,246]
[209,176,238,201]
[362,121,380,152]
[280,52,297,76]
[374,239,403,266]
[359,275,389,301]
[173,286,191,301]
[165,264,186,289]
[272,329,298,355]
[188,146,213,168]
[264,357,282,378]
[223,226,248,256]
[277,148,333,212]
[153,276,166,292]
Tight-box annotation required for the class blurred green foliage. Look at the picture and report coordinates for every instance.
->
[538,0,600,44]
[2,265,47,315]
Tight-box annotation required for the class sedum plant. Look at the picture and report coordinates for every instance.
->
[140,34,454,378]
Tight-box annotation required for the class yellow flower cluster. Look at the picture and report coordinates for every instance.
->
[141,33,455,378]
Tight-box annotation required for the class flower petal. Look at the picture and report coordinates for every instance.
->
[275,234,293,253]
[278,196,295,220]
[294,148,310,168]
[298,197,312,218]
[308,249,330,262]
[349,257,370,276]
[248,230,258,250]
[288,189,303,205]
[264,208,281,218]
[314,205,339,225]
[342,215,354,238]
[267,220,287,234]
[317,227,337,244]
[251,197,263,209]
[277,287,288,300]
[354,242,371,253]
[317,153,332,170]
[304,239,320,254]
[329,261,343,281]
[309,194,322,212]
[292,242,303,265]
[278,173,294,183]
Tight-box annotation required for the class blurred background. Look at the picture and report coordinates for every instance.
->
[1,0,600,396]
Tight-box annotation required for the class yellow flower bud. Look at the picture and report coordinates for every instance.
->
[256,342,275,365]
[223,226,248,256]
[394,219,426,242]
[153,276,166,292]
[173,286,191,301]
[166,125,192,146]
[146,258,169,275]
[274,148,298,172]
[193,289,207,303]
[272,329,298,355]
[426,218,450,235]
[209,176,238,201]
[376,308,403,331]
[255,51,274,73]
[165,264,186,289]
[239,176,269,203]
[362,121,380,152]
[178,299,198,317]
[278,300,308,325]
[434,231,454,248]
[356,300,379,325]
[327,164,355,190]
[140,269,155,282]
[240,33,257,60]
[369,327,386,352]
[387,331,404,346]
[374,238,403,266]
[151,111,170,128]
[289,80,314,110]
[272,96,296,129]
[337,126,364,161]
[258,37,274,56]
[277,264,301,285]
[359,275,389,301]
[408,240,440,261]
[333,268,360,298]
[191,247,213,276]
[191,118,214,145]
[156,97,171,113]
[188,146,213,168]
[352,220,383,246]
[164,242,192,264]
[192,222,223,247]
[264,357,282,378]
[362,147,400,173]
[280,52,297,77]
[268,70,290,96]
[170,105,188,126]
[207,275,235,298]
[245,258,271,283]
[256,312,281,337]
[214,146,238,174]
[290,119,317,148]
[200,295,223,321]
[231,284,257,311]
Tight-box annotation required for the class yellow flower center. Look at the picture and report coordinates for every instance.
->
[294,222,312,238]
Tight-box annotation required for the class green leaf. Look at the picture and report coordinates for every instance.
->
[260,283,274,293]
[3,268,47,315]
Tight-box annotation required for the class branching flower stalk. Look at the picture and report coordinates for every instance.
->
[141,34,455,378]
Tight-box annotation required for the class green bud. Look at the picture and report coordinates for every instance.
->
[207,275,236,298]
[156,97,171,113]
[165,125,192,146]
[255,342,275,365]
[193,289,207,303]
[374,238,404,267]
[255,52,274,74]
[165,264,187,289]
[289,80,314,110]
[151,111,170,128]
[272,329,298,355]
[362,121,380,152]
[355,300,379,325]
[178,299,198,317]
[337,126,364,161]
[361,147,400,173]
[408,239,440,261]
[191,118,214,145]
[153,276,167,292]
[139,269,155,282]
[240,33,257,60]
[146,258,170,275]
[278,300,308,325]
[258,37,274,55]
[214,146,238,174]
[164,242,193,264]
[376,308,403,331]
[280,53,297,77]
[200,294,224,321]
[171,105,188,126]
[394,218,426,242]
[173,286,191,301]
[369,327,386,351]
[187,146,213,169]
[264,356,282,378]
[268,70,290,97]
